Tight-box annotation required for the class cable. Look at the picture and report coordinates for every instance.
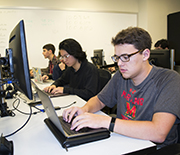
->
[4,101,33,138]
[12,97,43,115]
[12,98,30,115]
[16,93,28,103]
[59,101,76,109]
[3,100,77,138]
[3,95,44,138]
[31,105,45,113]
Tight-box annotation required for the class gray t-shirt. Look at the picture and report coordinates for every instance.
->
[98,65,180,148]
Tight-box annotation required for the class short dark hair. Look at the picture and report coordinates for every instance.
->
[59,38,86,62]
[43,44,55,54]
[154,39,169,49]
[111,27,152,52]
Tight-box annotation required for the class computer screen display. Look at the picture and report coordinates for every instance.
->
[8,20,33,100]
[149,49,173,69]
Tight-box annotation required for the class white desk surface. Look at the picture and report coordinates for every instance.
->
[0,81,156,155]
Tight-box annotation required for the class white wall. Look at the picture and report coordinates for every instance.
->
[1,0,180,45]
[0,0,180,66]
[138,0,180,47]
[0,9,137,67]
[0,0,139,13]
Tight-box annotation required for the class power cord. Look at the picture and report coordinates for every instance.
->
[16,93,44,114]
[4,98,32,138]
[2,100,77,139]
[12,97,43,115]
[59,101,76,109]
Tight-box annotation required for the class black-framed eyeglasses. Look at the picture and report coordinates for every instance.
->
[60,54,70,60]
[111,49,144,63]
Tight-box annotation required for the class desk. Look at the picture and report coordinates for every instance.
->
[32,79,54,89]
[0,83,156,155]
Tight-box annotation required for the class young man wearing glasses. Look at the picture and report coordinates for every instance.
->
[43,38,99,101]
[62,27,180,149]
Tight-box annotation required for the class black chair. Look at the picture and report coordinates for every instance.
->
[178,123,180,143]
[97,68,111,93]
[148,124,180,155]
[148,143,180,155]
[96,68,116,115]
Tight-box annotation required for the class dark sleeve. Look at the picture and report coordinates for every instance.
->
[47,74,53,79]
[52,68,70,86]
[41,67,52,79]
[63,65,99,101]
[52,64,65,80]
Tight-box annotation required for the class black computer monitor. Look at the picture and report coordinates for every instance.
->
[149,49,174,69]
[92,49,104,66]
[168,12,180,65]
[8,20,33,100]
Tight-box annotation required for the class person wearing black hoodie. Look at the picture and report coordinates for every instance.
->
[44,38,99,101]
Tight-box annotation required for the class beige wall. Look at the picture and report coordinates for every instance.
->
[0,0,139,12]
[0,0,180,48]
[139,0,180,47]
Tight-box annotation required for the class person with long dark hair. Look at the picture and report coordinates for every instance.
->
[44,38,99,101]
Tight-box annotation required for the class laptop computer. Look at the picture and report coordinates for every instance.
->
[32,67,43,84]
[36,87,110,150]
[31,79,68,98]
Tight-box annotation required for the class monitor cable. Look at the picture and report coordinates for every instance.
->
[4,97,32,138]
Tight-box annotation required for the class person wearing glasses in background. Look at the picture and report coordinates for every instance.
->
[62,27,180,149]
[43,38,99,101]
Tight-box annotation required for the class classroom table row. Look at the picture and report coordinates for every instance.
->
[0,80,156,155]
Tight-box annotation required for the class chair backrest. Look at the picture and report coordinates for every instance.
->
[178,123,180,143]
[97,69,111,93]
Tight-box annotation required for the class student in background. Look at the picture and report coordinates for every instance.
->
[63,27,180,149]
[154,39,169,49]
[30,43,60,80]
[44,38,99,101]
[40,43,60,80]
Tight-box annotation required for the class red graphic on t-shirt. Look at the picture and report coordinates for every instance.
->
[129,88,136,94]
[121,89,144,120]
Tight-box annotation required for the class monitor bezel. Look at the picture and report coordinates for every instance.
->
[8,20,33,100]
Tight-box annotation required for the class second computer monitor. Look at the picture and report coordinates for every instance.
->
[93,49,104,66]
[149,49,174,70]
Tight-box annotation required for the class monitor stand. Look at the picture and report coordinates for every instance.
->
[18,90,42,106]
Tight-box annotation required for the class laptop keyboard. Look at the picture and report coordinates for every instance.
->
[58,116,92,135]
